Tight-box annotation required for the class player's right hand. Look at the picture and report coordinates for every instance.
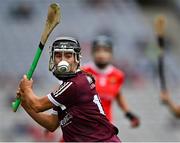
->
[19,75,33,98]
[19,75,33,90]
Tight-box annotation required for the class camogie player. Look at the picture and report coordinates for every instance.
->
[82,35,140,127]
[17,37,121,142]
[155,15,180,118]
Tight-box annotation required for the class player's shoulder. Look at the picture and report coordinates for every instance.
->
[81,63,98,77]
[57,80,75,91]
[67,71,95,91]
[67,71,86,85]
[81,62,94,71]
[110,65,125,78]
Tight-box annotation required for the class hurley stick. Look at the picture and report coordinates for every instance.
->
[12,3,60,112]
[154,15,167,93]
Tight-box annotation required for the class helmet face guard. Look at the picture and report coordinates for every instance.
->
[49,37,81,80]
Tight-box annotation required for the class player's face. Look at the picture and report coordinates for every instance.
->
[54,51,78,71]
[93,46,112,67]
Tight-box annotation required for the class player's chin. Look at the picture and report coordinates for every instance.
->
[95,62,109,69]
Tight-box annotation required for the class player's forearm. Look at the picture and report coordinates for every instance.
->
[116,94,130,113]
[119,102,130,113]
[22,88,41,112]
[22,88,52,113]
[166,99,180,117]
[21,101,58,132]
[116,93,139,127]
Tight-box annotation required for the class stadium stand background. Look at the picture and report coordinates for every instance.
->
[0,0,180,141]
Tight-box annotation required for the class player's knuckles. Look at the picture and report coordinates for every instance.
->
[19,79,25,85]
[23,75,27,79]
[19,90,25,97]
[16,90,20,95]
[16,91,20,98]
[16,93,21,98]
[19,81,25,89]
[30,80,33,84]
[20,79,32,87]
[132,119,140,127]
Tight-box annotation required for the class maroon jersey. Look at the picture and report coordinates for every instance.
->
[47,71,120,142]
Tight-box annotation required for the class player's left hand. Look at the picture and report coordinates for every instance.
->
[16,88,21,99]
[130,116,140,128]
[125,112,140,128]
[19,75,33,94]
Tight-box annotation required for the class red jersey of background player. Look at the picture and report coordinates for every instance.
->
[82,62,124,122]
[47,71,120,142]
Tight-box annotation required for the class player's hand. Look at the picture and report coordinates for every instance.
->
[160,90,170,104]
[125,112,140,128]
[130,116,140,128]
[16,88,27,107]
[16,88,21,99]
[19,75,33,93]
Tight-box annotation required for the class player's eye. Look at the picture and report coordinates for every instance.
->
[104,48,112,53]
[54,52,62,58]
[64,52,73,58]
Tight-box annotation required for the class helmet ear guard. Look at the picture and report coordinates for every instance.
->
[75,52,82,64]
[48,46,56,72]
[48,54,54,71]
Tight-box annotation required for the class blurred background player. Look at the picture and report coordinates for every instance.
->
[2,0,180,142]
[82,35,140,127]
[155,15,180,118]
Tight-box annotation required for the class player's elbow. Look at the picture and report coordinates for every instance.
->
[48,127,56,132]
[47,125,58,132]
